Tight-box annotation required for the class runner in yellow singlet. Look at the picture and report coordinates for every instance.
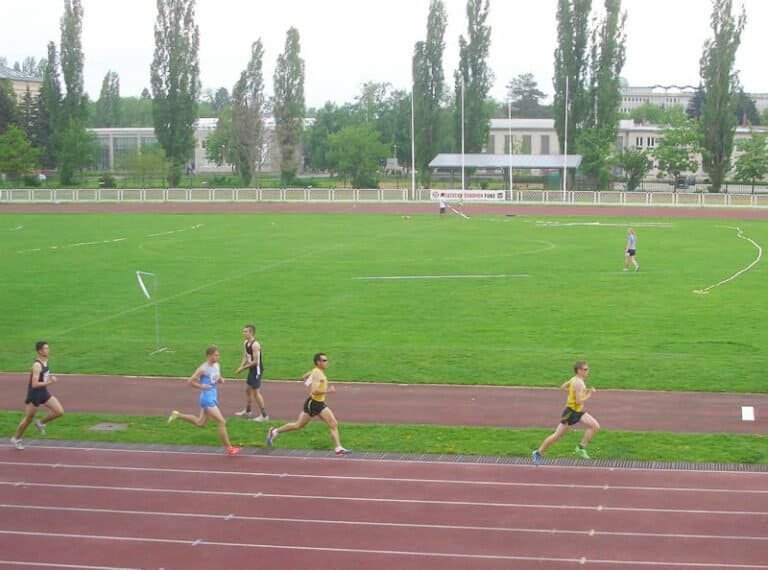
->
[266,352,350,456]
[532,361,600,465]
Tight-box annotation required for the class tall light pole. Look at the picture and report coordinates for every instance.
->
[562,75,569,194]
[411,88,416,201]
[461,78,465,192]
[508,92,513,195]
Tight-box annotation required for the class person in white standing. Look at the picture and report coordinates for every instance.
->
[624,228,639,271]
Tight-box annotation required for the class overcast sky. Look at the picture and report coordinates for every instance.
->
[4,0,767,108]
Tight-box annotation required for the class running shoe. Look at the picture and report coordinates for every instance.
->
[251,414,268,422]
[334,447,351,456]
[34,420,46,435]
[266,427,278,447]
[532,450,542,466]
[575,446,591,460]
[167,410,180,424]
[234,409,252,418]
[226,446,242,456]
[10,437,24,450]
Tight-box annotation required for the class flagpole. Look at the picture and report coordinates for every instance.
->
[411,88,416,201]
[461,78,465,192]
[562,75,569,194]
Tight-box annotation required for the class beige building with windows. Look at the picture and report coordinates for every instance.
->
[619,84,768,115]
[0,65,42,100]
[488,118,768,180]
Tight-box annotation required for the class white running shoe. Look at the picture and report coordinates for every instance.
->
[335,447,350,456]
[167,410,180,424]
[35,420,46,435]
[10,437,24,450]
[234,409,252,418]
[251,415,268,422]
[266,427,278,447]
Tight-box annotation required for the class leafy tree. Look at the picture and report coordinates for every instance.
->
[582,0,626,188]
[413,0,447,187]
[151,0,201,186]
[210,87,231,116]
[631,102,680,125]
[734,90,760,126]
[232,40,266,186]
[205,108,236,168]
[57,120,98,184]
[374,88,413,170]
[733,132,768,192]
[454,0,493,154]
[699,0,746,192]
[761,108,768,126]
[140,88,152,101]
[616,147,650,191]
[116,143,168,188]
[0,126,40,182]
[326,124,388,188]
[0,79,17,133]
[507,73,547,117]
[304,102,357,171]
[18,88,38,142]
[652,116,700,190]
[95,71,121,127]
[120,97,154,127]
[686,85,705,120]
[58,0,89,184]
[273,27,305,185]
[36,42,62,169]
[553,0,591,162]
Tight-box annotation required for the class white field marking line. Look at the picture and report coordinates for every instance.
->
[15,224,201,254]
[8,225,24,231]
[535,221,674,228]
[693,226,762,295]
[0,531,765,569]
[2,481,765,516]
[0,562,140,570]
[52,222,424,337]
[448,205,470,219]
[1,503,765,542]
[27,443,768,476]
[354,274,529,280]
[146,223,204,238]
[1,460,765,495]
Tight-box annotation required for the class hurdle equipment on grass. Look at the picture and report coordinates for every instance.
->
[136,271,168,355]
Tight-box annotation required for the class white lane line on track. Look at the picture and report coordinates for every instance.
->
[0,560,141,570]
[0,503,765,542]
[20,443,768,476]
[1,460,765,495]
[0,531,764,569]
[1,481,765,517]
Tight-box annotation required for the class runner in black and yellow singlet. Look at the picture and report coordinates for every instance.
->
[532,361,601,465]
[267,352,350,456]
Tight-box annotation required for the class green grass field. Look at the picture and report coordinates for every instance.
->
[1,211,766,393]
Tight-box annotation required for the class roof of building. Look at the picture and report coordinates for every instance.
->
[490,118,554,130]
[429,153,582,169]
[0,65,43,83]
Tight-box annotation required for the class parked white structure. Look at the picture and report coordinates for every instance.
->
[619,84,768,115]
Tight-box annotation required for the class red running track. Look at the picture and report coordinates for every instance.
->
[0,444,766,569]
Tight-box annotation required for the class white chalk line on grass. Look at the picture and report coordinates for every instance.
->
[536,221,674,228]
[693,226,762,295]
[1,504,764,543]
[0,530,764,568]
[4,460,765,495]
[354,274,529,281]
[2,481,765,516]
[15,225,203,254]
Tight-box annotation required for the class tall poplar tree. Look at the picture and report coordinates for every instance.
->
[699,0,746,192]
[273,27,305,186]
[454,0,493,154]
[553,0,591,162]
[96,71,121,127]
[151,0,201,186]
[412,0,447,187]
[37,42,62,169]
[582,0,626,188]
[232,39,266,187]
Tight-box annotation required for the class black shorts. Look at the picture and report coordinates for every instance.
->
[26,387,51,407]
[440,207,446,214]
[560,407,584,426]
[303,397,327,417]
[246,370,262,389]
[626,248,636,257]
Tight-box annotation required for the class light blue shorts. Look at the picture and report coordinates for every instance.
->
[199,391,218,409]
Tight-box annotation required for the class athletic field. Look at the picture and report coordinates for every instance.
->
[1,208,766,393]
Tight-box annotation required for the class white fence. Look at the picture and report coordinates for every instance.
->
[2,187,768,208]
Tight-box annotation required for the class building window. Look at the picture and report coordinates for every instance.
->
[522,135,532,154]
[646,137,656,148]
[540,135,550,155]
[635,136,644,149]
[504,135,515,154]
